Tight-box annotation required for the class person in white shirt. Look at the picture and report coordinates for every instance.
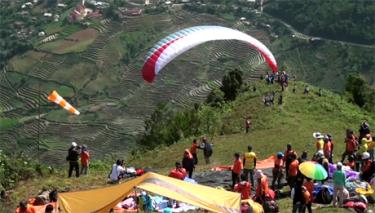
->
[109,160,125,183]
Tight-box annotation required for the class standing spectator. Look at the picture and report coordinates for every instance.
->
[360,152,374,183]
[109,160,125,183]
[284,144,297,180]
[333,162,349,207]
[359,121,370,142]
[291,176,304,213]
[297,151,308,164]
[323,136,334,163]
[243,145,256,187]
[182,149,195,178]
[66,142,80,178]
[80,145,89,175]
[303,178,314,213]
[341,129,359,164]
[232,152,243,188]
[16,200,36,213]
[200,137,213,164]
[272,152,284,190]
[302,186,312,213]
[345,155,356,170]
[244,117,252,133]
[234,174,251,200]
[303,86,309,94]
[288,153,299,189]
[313,132,324,152]
[190,139,199,165]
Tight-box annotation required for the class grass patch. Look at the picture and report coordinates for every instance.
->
[8,51,46,72]
[38,28,98,54]
[0,118,18,132]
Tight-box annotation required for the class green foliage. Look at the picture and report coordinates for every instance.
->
[0,119,18,132]
[206,88,225,107]
[265,0,375,44]
[220,69,243,101]
[0,152,51,190]
[345,75,375,112]
[139,102,225,148]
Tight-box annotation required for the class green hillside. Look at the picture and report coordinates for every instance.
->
[3,81,374,212]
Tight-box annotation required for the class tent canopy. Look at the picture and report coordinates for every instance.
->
[58,172,241,213]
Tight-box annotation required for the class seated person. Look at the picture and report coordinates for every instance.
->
[109,160,125,182]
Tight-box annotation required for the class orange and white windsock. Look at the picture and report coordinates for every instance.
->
[48,90,80,115]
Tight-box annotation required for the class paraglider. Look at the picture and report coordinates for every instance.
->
[142,26,278,83]
[48,90,80,115]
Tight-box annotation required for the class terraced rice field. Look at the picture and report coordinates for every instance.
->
[1,12,272,164]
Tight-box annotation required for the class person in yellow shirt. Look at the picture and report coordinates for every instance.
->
[313,132,324,152]
[243,145,257,187]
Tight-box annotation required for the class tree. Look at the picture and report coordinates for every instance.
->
[220,69,243,101]
[206,88,224,107]
[345,75,367,107]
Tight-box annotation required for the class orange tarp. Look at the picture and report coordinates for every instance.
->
[211,155,275,171]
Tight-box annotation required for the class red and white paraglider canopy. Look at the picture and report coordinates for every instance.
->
[142,26,278,83]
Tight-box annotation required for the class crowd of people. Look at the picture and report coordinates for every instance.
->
[167,119,374,213]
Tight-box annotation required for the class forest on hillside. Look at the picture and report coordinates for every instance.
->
[264,0,375,44]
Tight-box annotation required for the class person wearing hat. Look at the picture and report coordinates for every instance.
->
[80,145,90,175]
[333,162,348,207]
[66,142,81,178]
[341,129,359,164]
[313,132,324,152]
[272,152,284,190]
[254,169,269,204]
[243,145,256,187]
[360,152,374,183]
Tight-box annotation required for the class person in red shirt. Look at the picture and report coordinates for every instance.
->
[284,144,297,180]
[255,169,269,204]
[272,152,284,190]
[80,145,90,175]
[361,152,374,183]
[169,162,187,180]
[303,178,314,213]
[345,155,356,170]
[190,139,199,165]
[232,152,243,188]
[287,153,299,190]
[15,200,36,213]
[234,174,251,200]
[323,136,333,163]
[341,129,358,163]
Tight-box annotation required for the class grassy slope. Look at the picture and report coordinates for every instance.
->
[5,81,374,212]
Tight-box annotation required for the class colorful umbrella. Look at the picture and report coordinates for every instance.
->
[299,161,328,180]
